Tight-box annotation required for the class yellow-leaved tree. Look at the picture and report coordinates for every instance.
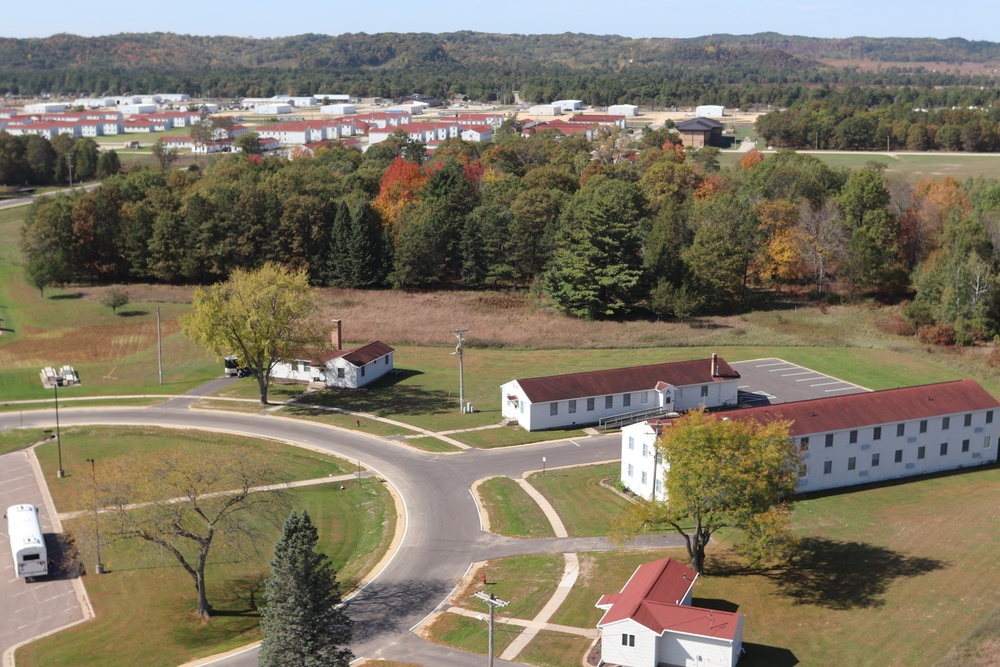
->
[614,410,801,574]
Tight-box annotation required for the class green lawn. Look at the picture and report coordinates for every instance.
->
[527,463,628,537]
[34,426,352,513]
[0,427,52,455]
[478,476,555,538]
[517,631,595,667]
[17,478,394,667]
[425,613,520,658]
[453,554,566,621]
[719,150,1000,182]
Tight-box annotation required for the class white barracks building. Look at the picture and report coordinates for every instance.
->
[622,379,1000,499]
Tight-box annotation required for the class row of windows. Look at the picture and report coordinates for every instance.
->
[802,436,991,476]
[624,464,663,493]
[549,390,664,416]
[801,412,994,451]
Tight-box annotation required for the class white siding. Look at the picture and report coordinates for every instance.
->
[271,359,322,383]
[658,632,736,667]
[600,620,656,667]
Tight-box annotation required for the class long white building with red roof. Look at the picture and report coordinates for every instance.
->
[622,379,1000,499]
[596,557,744,667]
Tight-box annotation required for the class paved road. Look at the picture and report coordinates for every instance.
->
[0,400,676,666]
[0,183,101,211]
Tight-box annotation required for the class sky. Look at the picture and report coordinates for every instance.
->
[2,0,999,42]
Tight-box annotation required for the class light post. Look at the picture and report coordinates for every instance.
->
[54,381,64,478]
[451,328,469,414]
[85,458,104,574]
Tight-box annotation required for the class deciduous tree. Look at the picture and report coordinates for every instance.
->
[614,410,800,574]
[181,263,326,405]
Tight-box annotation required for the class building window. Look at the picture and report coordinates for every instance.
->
[919,420,927,434]
[823,461,832,475]
[897,423,905,437]
[825,433,834,447]
[962,439,970,452]
[627,464,633,477]
[641,471,647,485]
[987,411,994,424]
[849,430,858,444]
[847,456,856,471]
[623,394,631,408]
[641,443,648,457]
[520,401,524,414]
[940,442,948,456]
[871,453,880,467]
[384,356,389,365]
[654,479,662,494]
[965,414,973,427]
[622,634,635,647]
[605,396,613,410]
[360,366,365,377]
[798,464,808,477]
[337,367,345,379]
[701,385,709,397]
[628,436,634,450]
[917,446,925,460]
[895,449,903,463]
[640,391,649,404]
[568,400,576,414]
[874,426,882,441]
[587,398,595,412]
[942,416,950,430]
[800,436,809,452]
[985,436,992,449]
[550,403,558,416]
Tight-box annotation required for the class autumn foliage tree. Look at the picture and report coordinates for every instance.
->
[372,157,428,241]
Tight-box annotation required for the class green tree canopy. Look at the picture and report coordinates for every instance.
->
[180,263,325,404]
[258,510,353,667]
[614,410,800,574]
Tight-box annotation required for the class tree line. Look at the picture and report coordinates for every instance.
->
[0,133,120,186]
[18,127,1000,340]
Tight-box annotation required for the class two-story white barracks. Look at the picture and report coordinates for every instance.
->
[501,355,740,431]
[622,379,1000,499]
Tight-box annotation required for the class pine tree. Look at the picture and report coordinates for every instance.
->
[258,510,353,667]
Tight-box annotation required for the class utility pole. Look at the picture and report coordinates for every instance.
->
[85,458,104,574]
[451,328,469,413]
[54,381,64,478]
[156,306,163,385]
[67,158,74,189]
[472,591,509,667]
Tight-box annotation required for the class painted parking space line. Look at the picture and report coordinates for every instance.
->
[768,367,798,372]
[811,381,847,387]
[782,371,817,377]
[796,376,829,382]
[755,362,787,367]
[826,386,858,393]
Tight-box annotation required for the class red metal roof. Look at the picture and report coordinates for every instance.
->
[514,357,738,403]
[597,557,741,640]
[649,379,999,436]
[321,341,394,366]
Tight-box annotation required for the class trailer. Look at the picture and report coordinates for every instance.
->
[6,504,48,580]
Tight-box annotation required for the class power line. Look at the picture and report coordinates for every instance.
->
[472,591,509,667]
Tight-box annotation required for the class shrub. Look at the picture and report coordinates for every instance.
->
[988,347,1000,369]
[875,315,916,337]
[916,323,956,346]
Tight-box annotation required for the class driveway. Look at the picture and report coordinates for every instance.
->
[0,403,679,666]
[0,449,87,662]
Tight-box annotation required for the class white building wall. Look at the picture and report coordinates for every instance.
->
[528,105,561,116]
[270,359,323,383]
[24,103,67,114]
[600,620,657,667]
[621,421,664,500]
[696,105,725,117]
[321,104,356,115]
[609,104,639,116]
[658,632,734,667]
[325,351,393,389]
[120,104,158,114]
[255,104,293,115]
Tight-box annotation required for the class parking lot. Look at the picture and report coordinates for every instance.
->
[0,448,85,659]
[729,358,869,406]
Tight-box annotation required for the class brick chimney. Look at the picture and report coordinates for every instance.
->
[711,353,718,377]
[331,319,342,351]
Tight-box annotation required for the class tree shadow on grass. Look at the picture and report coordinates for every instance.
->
[740,643,799,667]
[208,574,267,617]
[691,597,740,613]
[49,292,83,300]
[763,537,947,610]
[117,309,149,317]
[292,369,456,418]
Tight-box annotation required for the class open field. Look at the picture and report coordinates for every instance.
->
[18,427,392,667]
[719,150,1000,182]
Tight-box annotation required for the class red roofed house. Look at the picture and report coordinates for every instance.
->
[596,557,744,667]
[270,323,395,389]
[500,355,740,431]
[621,379,1000,499]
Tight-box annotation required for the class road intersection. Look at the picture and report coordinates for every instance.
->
[0,395,680,666]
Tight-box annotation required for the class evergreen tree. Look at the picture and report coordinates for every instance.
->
[258,510,353,667]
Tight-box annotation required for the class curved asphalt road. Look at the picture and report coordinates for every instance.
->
[0,400,679,666]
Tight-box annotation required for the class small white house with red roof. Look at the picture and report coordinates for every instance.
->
[597,557,744,667]
[270,323,395,389]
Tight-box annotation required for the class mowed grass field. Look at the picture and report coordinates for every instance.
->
[719,150,1000,182]
[17,429,395,667]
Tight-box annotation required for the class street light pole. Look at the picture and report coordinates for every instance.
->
[452,328,469,414]
[54,381,64,478]
[85,458,104,574]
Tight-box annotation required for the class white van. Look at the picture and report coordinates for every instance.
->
[6,504,49,580]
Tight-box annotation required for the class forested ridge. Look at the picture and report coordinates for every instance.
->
[2,32,1000,106]
[18,127,1000,344]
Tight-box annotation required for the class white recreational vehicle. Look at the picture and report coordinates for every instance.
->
[6,504,48,580]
